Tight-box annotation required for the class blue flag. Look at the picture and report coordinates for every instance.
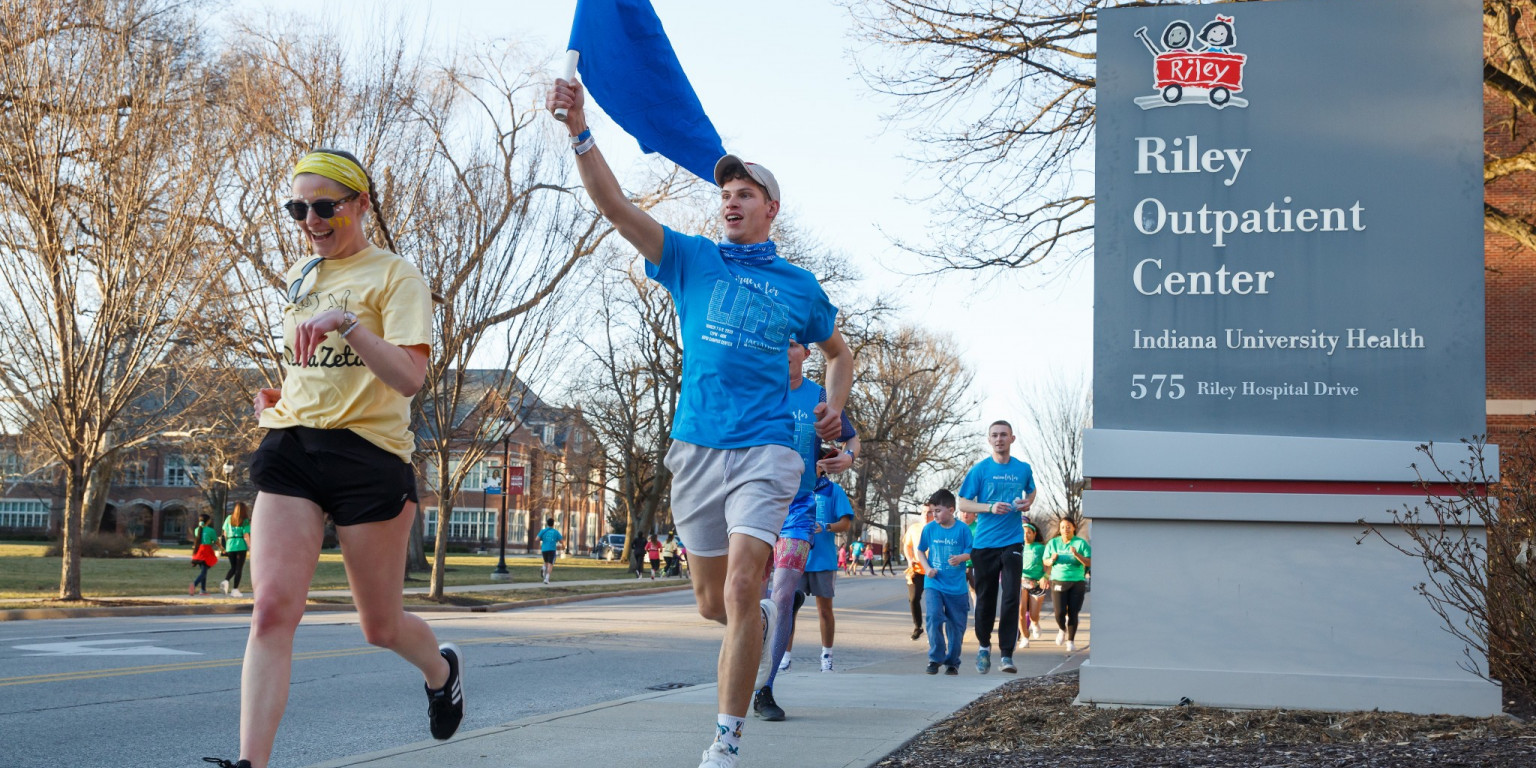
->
[568,0,727,183]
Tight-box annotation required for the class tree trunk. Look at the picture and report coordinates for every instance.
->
[406,505,428,577]
[430,499,452,601]
[81,454,121,535]
[58,461,86,600]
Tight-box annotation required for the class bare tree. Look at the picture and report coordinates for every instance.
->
[1017,371,1091,519]
[843,325,979,545]
[0,0,226,599]
[848,0,1533,271]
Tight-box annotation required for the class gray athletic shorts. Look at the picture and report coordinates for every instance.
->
[665,440,802,558]
[800,569,837,599]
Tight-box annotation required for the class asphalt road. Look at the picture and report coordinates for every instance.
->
[0,575,971,768]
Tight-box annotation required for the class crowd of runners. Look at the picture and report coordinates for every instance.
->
[201,71,1085,768]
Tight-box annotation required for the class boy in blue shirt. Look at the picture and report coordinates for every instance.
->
[915,489,973,675]
[537,518,563,585]
[548,81,855,768]
[957,420,1036,676]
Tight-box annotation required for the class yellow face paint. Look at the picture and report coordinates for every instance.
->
[328,215,352,227]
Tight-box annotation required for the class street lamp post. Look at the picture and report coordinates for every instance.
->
[492,429,512,580]
[220,461,234,522]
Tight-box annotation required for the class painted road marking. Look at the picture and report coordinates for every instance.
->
[14,640,199,656]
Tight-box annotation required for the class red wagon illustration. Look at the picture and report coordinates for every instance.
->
[1153,51,1247,106]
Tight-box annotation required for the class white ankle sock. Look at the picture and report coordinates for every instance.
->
[715,713,744,755]
[820,646,833,657]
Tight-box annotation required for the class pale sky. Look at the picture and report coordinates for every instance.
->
[233,0,1095,444]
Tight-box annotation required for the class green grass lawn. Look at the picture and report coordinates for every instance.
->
[0,542,637,599]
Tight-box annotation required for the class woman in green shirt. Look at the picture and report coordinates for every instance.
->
[1017,522,1048,646]
[1043,516,1091,652]
[189,514,219,595]
[221,501,252,597]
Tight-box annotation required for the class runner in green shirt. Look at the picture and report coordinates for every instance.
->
[1042,517,1091,652]
[1018,522,1048,645]
[220,501,252,597]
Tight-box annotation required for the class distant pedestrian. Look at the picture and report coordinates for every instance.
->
[916,490,972,676]
[902,504,935,640]
[860,542,876,576]
[662,532,681,577]
[189,514,218,595]
[879,541,897,576]
[538,518,563,585]
[1017,522,1048,646]
[645,534,663,579]
[848,540,864,576]
[789,479,854,673]
[837,544,849,574]
[220,502,252,597]
[1044,516,1092,653]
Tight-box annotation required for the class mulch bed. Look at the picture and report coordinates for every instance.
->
[877,671,1536,768]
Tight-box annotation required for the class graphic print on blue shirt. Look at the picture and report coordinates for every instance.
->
[958,457,1037,549]
[646,228,838,451]
[919,520,973,595]
[538,527,563,552]
[805,481,853,573]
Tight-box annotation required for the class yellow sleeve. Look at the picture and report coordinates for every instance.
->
[380,265,432,348]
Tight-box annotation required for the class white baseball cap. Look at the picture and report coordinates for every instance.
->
[713,154,780,202]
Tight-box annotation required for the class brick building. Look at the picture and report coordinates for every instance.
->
[1485,85,1536,449]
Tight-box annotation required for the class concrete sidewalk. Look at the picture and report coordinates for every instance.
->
[307,644,1088,768]
[0,575,685,606]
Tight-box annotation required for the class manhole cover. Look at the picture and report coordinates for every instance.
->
[647,682,695,691]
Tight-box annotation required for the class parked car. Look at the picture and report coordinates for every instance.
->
[595,533,625,561]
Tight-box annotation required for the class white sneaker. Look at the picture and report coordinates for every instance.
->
[820,653,834,673]
[754,599,778,689]
[219,579,230,595]
[1066,641,1077,653]
[1054,630,1065,646]
[231,588,243,598]
[1030,625,1041,640]
[699,741,738,768]
[1020,636,1030,648]
[778,654,791,671]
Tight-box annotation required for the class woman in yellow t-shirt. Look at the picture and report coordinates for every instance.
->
[211,150,460,768]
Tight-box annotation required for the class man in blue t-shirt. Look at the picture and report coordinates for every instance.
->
[754,338,858,722]
[548,81,855,768]
[537,518,563,585]
[957,420,1037,676]
[791,479,854,672]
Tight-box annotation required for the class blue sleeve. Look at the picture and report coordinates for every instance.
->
[834,486,854,521]
[1024,464,1036,495]
[917,526,931,555]
[799,280,838,346]
[958,464,983,501]
[960,525,973,552]
[817,388,857,441]
[644,226,696,294]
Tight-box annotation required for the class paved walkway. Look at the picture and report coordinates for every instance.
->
[0,575,688,606]
[307,628,1089,768]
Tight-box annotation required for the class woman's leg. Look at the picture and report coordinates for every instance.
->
[762,551,804,690]
[239,493,325,768]
[1064,581,1087,641]
[1052,586,1069,632]
[338,502,451,687]
[232,551,248,590]
[908,574,924,635]
[193,563,208,592]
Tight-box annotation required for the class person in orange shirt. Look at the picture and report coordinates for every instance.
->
[902,504,936,640]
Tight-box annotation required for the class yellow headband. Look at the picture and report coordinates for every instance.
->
[292,152,370,193]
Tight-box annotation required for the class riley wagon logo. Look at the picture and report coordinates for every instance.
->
[1134,15,1248,110]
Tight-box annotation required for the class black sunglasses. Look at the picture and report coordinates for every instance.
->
[283,192,359,221]
[286,256,324,304]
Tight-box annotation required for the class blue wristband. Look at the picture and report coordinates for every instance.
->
[570,128,592,145]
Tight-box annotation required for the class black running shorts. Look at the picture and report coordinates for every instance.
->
[541,550,556,564]
[251,427,417,526]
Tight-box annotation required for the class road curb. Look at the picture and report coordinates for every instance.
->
[0,583,693,622]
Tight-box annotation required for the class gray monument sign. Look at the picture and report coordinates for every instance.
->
[1083,0,1500,717]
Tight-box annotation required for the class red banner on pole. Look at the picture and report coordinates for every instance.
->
[507,466,525,495]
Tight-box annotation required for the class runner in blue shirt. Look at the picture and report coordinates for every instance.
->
[956,420,1036,676]
[537,518,563,585]
[548,80,855,768]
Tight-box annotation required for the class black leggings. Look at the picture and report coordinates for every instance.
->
[1052,580,1088,640]
[224,551,247,589]
[971,544,1023,655]
[907,574,925,629]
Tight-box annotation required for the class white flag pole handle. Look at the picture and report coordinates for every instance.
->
[555,49,580,122]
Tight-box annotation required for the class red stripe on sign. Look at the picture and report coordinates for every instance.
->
[1089,478,1485,496]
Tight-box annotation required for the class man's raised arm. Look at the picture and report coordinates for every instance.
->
[547,78,665,264]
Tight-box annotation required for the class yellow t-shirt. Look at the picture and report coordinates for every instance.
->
[258,245,432,462]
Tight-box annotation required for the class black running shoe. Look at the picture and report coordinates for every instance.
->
[925,662,940,675]
[752,685,786,721]
[426,643,465,740]
[201,760,251,768]
[944,665,959,676]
